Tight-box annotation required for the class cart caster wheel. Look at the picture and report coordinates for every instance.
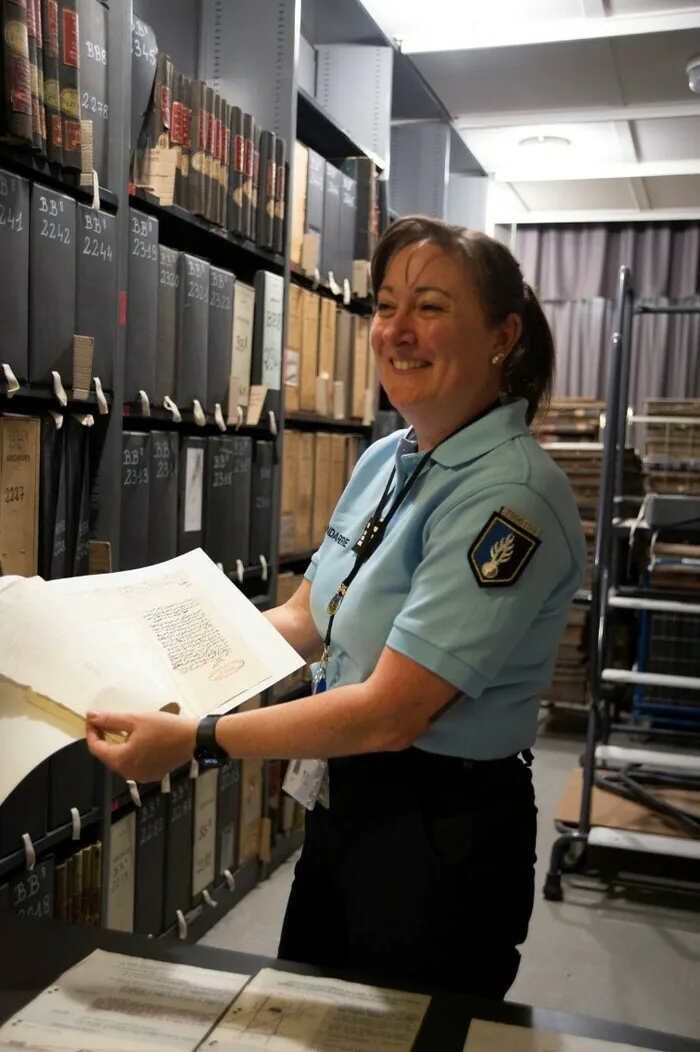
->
[543,873,563,902]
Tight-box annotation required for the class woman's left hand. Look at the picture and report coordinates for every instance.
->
[85,710,198,783]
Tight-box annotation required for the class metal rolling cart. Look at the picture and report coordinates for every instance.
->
[543,266,700,902]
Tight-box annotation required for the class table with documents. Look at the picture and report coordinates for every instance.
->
[1,918,699,1052]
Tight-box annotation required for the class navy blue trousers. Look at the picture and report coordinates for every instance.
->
[278,746,537,999]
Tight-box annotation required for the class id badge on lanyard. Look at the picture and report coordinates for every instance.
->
[282,670,330,810]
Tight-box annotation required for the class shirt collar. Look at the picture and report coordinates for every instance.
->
[429,398,530,468]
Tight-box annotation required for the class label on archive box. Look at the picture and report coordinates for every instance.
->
[192,768,218,898]
[246,385,267,426]
[284,348,300,388]
[184,445,204,533]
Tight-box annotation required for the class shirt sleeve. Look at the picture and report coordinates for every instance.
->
[386,483,580,698]
[304,549,320,583]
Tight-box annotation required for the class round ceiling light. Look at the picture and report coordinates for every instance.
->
[686,56,700,94]
[518,134,571,148]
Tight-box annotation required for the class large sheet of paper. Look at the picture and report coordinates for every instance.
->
[202,968,430,1051]
[0,949,249,1052]
[0,678,82,809]
[464,1019,649,1052]
[0,549,304,738]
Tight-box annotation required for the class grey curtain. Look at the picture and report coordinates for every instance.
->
[517,223,700,300]
[515,223,700,408]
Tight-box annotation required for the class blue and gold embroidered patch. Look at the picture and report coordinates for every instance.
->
[468,506,541,587]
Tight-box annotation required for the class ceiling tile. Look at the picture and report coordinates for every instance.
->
[509,178,639,210]
[612,27,700,105]
[413,39,624,118]
[645,173,700,208]
[634,115,700,161]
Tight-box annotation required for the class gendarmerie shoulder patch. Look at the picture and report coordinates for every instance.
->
[468,506,541,587]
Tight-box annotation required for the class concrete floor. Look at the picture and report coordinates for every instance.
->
[200,722,700,1043]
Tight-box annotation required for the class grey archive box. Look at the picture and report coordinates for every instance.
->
[28,185,77,386]
[124,209,159,404]
[0,169,30,381]
[155,246,179,405]
[207,266,235,411]
[175,253,209,409]
[75,204,117,391]
[76,0,109,184]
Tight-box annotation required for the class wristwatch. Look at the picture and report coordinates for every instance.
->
[193,714,229,768]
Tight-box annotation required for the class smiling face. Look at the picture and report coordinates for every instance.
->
[371,241,522,449]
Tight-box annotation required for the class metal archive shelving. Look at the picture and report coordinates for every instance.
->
[544,265,700,904]
[1,0,484,945]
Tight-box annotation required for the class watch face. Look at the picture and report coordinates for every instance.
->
[195,752,227,769]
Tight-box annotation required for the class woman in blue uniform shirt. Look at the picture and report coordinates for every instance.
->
[87,216,586,999]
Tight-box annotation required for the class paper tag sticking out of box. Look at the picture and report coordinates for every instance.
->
[246,385,267,426]
[284,349,300,388]
[315,374,329,417]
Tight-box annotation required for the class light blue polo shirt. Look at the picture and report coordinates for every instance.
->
[305,398,587,760]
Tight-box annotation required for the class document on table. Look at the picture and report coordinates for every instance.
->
[200,967,431,1051]
[464,1019,649,1052]
[0,949,249,1052]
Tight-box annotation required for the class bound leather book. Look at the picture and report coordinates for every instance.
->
[219,99,230,231]
[289,140,307,266]
[187,79,207,218]
[334,308,353,419]
[120,431,150,571]
[28,184,76,386]
[256,129,275,249]
[76,0,108,182]
[250,118,259,241]
[241,111,254,239]
[26,0,42,150]
[251,269,284,424]
[0,0,33,145]
[0,169,29,381]
[58,0,82,170]
[134,790,167,937]
[41,0,62,163]
[249,438,274,566]
[171,70,191,208]
[124,208,158,404]
[205,87,219,224]
[175,252,209,410]
[207,265,234,413]
[273,134,286,255]
[75,204,116,392]
[203,435,235,572]
[148,430,178,565]
[177,435,205,554]
[32,0,47,154]
[230,435,252,567]
[227,105,244,235]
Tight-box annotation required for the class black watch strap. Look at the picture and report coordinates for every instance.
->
[194,714,228,765]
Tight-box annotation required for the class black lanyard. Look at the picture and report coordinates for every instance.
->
[323,447,433,647]
[319,398,502,669]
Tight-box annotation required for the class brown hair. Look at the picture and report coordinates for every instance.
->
[371,215,554,425]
